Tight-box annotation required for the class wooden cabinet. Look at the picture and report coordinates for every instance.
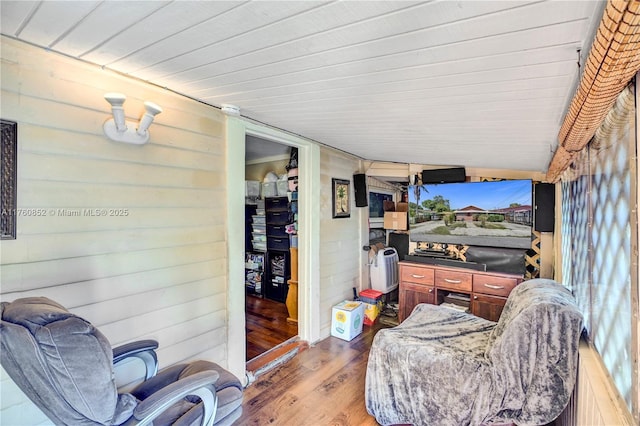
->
[399,282,435,321]
[471,294,508,322]
[398,261,523,322]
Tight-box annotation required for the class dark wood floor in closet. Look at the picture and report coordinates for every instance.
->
[246,295,298,361]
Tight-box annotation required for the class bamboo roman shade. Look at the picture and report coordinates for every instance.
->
[547,0,640,182]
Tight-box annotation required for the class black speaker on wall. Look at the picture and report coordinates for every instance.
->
[421,167,466,184]
[534,183,555,232]
[388,232,409,261]
[353,173,368,207]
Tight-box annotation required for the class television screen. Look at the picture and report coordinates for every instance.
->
[408,180,533,249]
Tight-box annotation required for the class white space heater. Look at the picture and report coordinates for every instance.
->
[370,247,399,294]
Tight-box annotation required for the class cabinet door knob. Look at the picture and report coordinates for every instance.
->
[428,288,433,293]
[474,296,478,300]
[444,278,462,284]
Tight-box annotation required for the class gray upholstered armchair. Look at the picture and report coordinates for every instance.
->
[365,279,583,426]
[0,297,243,426]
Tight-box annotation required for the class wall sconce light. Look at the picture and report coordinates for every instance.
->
[103,93,162,145]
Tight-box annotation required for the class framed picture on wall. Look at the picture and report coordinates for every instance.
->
[332,178,350,218]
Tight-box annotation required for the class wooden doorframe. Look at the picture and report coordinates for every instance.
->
[226,117,321,384]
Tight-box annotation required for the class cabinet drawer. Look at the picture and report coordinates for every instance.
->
[265,197,289,210]
[266,211,291,225]
[435,269,472,292]
[267,236,290,251]
[473,275,518,297]
[400,265,434,286]
[267,224,288,237]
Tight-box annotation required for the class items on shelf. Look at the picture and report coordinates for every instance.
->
[265,196,293,303]
[439,302,470,313]
[246,200,266,297]
[245,180,261,202]
[443,292,470,307]
[250,199,266,253]
[270,254,286,275]
[258,171,290,198]
[286,147,298,191]
[245,156,299,302]
[245,252,264,296]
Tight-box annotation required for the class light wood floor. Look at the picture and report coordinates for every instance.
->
[237,322,387,425]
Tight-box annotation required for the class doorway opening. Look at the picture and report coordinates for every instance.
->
[226,117,320,383]
[244,135,298,361]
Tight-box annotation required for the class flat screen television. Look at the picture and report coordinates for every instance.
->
[407,179,533,250]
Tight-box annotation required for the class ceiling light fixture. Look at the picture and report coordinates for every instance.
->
[103,93,162,145]
[221,104,240,116]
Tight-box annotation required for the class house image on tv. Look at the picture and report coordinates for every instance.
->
[492,205,533,226]
[454,205,488,222]
[453,205,533,226]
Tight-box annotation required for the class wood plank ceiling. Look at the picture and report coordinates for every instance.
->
[1,1,606,173]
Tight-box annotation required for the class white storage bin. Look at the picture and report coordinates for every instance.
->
[276,180,289,196]
[245,180,261,198]
[252,234,267,242]
[252,241,267,251]
[252,224,266,234]
[262,182,277,197]
[252,215,266,225]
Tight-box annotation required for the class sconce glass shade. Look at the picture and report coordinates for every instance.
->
[104,92,126,106]
[137,101,163,136]
[104,93,127,132]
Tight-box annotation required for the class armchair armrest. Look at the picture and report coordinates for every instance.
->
[113,339,159,380]
[132,370,220,426]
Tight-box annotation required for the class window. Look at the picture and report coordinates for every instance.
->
[560,84,638,417]
[369,191,393,218]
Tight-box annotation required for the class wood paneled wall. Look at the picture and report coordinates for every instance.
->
[0,37,228,424]
[557,341,634,426]
[318,148,366,338]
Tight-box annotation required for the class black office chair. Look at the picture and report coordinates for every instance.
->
[0,297,243,425]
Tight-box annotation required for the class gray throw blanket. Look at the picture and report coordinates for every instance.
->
[365,279,583,426]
